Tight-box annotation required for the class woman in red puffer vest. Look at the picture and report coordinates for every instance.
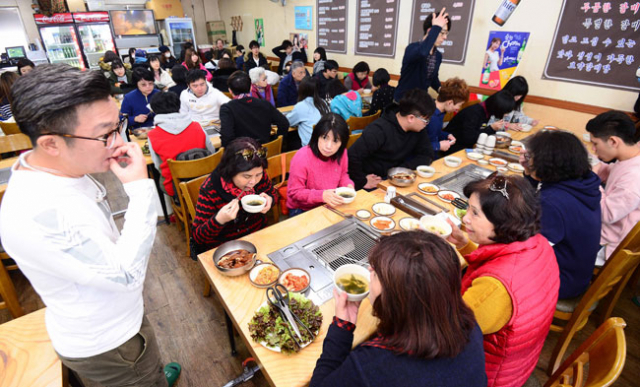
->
[447,173,560,387]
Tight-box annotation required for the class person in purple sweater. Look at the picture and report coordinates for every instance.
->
[310,231,487,387]
[286,113,354,216]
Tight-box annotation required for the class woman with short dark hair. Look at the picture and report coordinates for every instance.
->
[444,89,515,154]
[286,77,329,146]
[17,58,35,76]
[447,173,560,387]
[364,68,395,116]
[286,113,353,216]
[487,76,539,130]
[312,46,327,75]
[120,67,159,129]
[344,61,372,93]
[522,130,601,299]
[310,231,487,387]
[327,79,363,121]
[191,137,276,256]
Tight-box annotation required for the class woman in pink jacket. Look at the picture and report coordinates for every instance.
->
[182,48,212,82]
[286,113,354,216]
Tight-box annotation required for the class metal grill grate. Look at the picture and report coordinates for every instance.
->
[309,227,377,271]
[432,164,493,198]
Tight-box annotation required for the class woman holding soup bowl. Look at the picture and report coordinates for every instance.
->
[191,137,276,257]
[446,173,559,387]
[310,231,487,387]
[287,113,354,216]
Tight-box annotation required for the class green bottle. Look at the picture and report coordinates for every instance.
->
[482,65,490,84]
[517,39,526,63]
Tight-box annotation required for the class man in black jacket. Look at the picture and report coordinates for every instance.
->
[220,71,289,148]
[315,59,339,100]
[348,89,436,190]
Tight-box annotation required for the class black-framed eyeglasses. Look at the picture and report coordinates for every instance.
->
[489,175,510,200]
[41,117,126,149]
[236,147,267,161]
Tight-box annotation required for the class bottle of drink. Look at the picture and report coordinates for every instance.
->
[482,66,491,84]
[492,0,521,26]
[517,39,526,63]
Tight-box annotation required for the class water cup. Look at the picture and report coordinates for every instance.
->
[477,133,488,146]
[486,135,496,149]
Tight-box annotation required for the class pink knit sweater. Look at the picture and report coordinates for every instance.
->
[286,146,354,211]
[596,154,640,259]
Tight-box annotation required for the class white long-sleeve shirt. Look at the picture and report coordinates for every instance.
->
[0,156,158,358]
[179,83,230,127]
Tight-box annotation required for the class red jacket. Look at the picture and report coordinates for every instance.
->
[148,121,208,197]
[461,234,560,387]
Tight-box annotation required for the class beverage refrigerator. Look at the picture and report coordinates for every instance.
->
[34,13,86,69]
[73,12,117,71]
[162,18,197,61]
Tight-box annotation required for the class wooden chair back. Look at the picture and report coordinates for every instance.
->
[444,99,481,122]
[0,259,23,319]
[346,110,380,132]
[0,122,21,135]
[0,190,17,272]
[167,148,224,256]
[347,133,362,149]
[179,175,208,221]
[222,91,233,99]
[263,135,283,159]
[545,318,627,387]
[266,150,297,222]
[548,248,640,375]
[0,134,32,155]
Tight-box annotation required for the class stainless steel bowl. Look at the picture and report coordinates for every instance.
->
[495,133,513,149]
[212,240,257,277]
[388,167,416,187]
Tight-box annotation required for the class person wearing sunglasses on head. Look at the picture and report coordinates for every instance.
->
[191,137,276,258]
[347,88,436,190]
[0,64,182,387]
[445,174,559,387]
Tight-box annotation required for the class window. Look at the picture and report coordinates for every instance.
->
[0,8,30,55]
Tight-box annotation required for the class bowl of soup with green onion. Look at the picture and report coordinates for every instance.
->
[241,195,267,213]
[334,264,370,301]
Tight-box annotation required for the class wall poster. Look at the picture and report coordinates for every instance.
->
[479,30,530,90]
[295,6,313,30]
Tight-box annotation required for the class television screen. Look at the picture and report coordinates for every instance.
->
[110,10,157,36]
[6,46,26,59]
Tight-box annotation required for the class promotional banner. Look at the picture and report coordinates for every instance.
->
[295,6,313,30]
[289,33,308,50]
[255,18,264,47]
[479,30,530,90]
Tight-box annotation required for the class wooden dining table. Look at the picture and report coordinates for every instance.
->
[0,308,63,387]
[198,189,414,387]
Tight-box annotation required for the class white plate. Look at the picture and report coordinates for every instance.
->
[466,152,484,161]
[371,202,396,216]
[437,190,461,203]
[356,210,371,219]
[254,300,317,353]
[370,216,396,232]
[508,141,525,154]
[418,182,439,195]
[489,158,508,167]
[399,217,421,231]
[520,124,533,132]
[507,163,525,173]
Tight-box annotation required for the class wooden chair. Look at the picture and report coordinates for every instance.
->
[0,258,23,318]
[547,246,640,375]
[346,110,380,133]
[178,175,209,296]
[444,99,480,122]
[544,317,627,387]
[222,91,232,99]
[266,150,297,222]
[263,135,283,158]
[167,148,224,257]
[0,121,21,135]
[347,133,362,149]
[270,63,280,73]
[0,134,32,157]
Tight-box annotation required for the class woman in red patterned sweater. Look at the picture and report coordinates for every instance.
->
[191,137,276,257]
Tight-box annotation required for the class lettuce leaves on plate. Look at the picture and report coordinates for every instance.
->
[248,293,323,354]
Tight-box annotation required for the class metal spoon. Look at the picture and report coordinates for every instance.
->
[337,255,370,267]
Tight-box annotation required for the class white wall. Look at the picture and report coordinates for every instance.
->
[218,0,637,112]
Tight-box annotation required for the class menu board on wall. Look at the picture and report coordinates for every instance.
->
[355,0,401,57]
[317,0,348,54]
[408,0,476,64]
[543,0,640,92]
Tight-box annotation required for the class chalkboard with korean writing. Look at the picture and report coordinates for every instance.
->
[355,0,401,57]
[543,0,640,92]
[409,0,476,64]
[317,0,348,54]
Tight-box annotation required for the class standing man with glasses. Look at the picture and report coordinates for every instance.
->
[394,8,451,101]
[0,64,181,387]
[348,89,436,190]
